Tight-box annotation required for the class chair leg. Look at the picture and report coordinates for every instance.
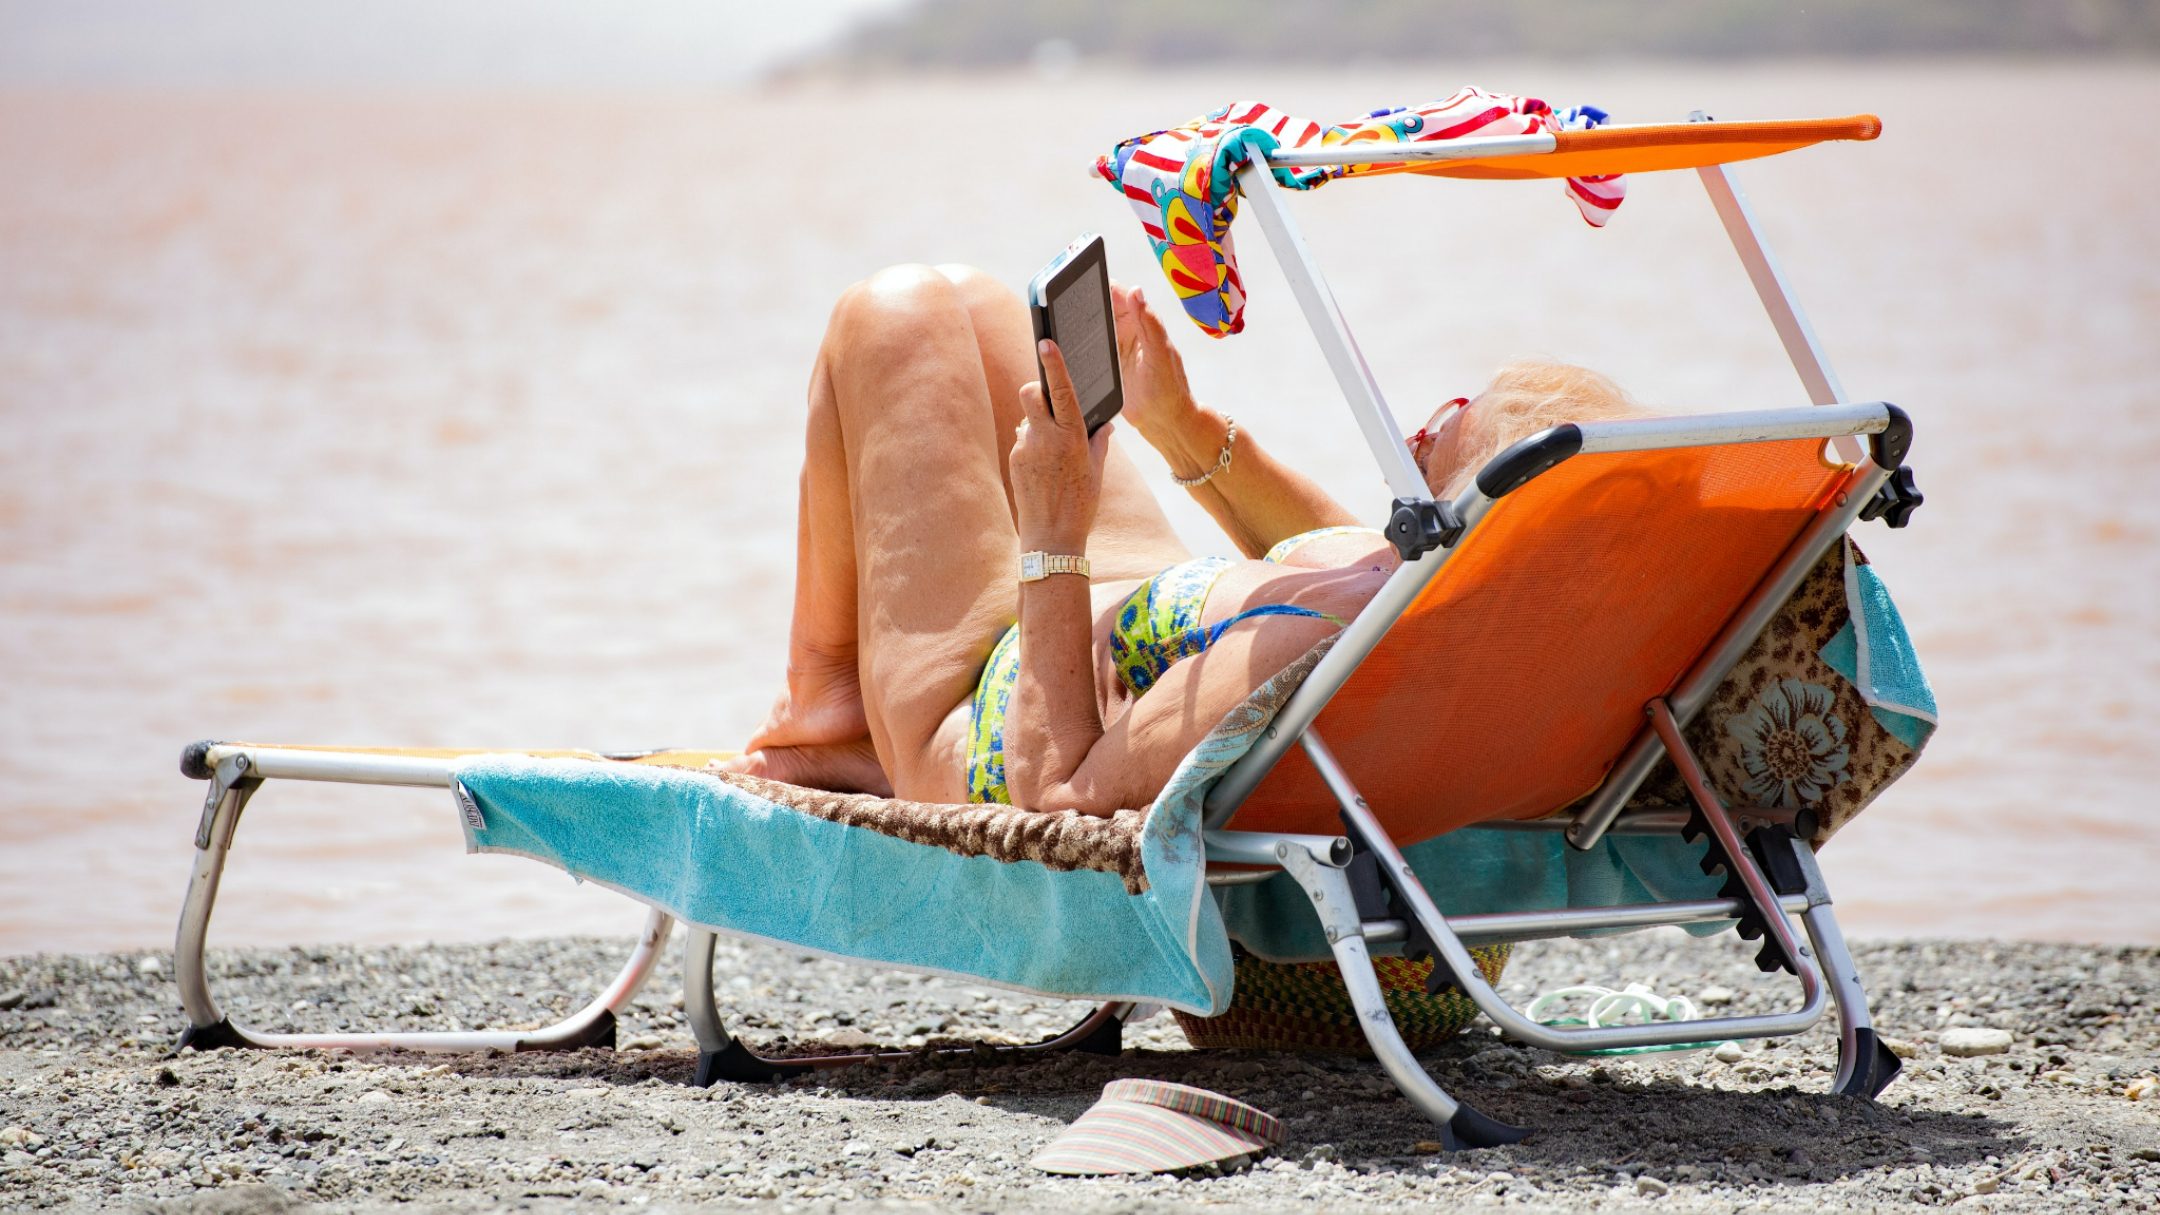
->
[679,927,1131,1087]
[1274,838,1528,1147]
[1801,900,1903,1099]
[172,759,671,1055]
[1293,726,1834,1048]
[1728,815,1902,1101]
[681,927,809,1084]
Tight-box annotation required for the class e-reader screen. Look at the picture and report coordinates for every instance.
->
[1050,264,1117,424]
[1029,234,1123,435]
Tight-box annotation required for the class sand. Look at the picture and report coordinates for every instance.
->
[4,929,2156,1212]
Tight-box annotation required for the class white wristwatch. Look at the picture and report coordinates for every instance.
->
[1017,551,1090,582]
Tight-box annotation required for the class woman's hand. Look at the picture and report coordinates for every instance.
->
[1012,339,1111,554]
[1111,282,1200,445]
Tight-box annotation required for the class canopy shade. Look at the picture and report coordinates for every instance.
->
[1267,115,1883,182]
[1103,98,1883,337]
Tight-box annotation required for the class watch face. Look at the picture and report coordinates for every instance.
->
[1020,552,1044,580]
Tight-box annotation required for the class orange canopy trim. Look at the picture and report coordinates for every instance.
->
[1385,114,1882,182]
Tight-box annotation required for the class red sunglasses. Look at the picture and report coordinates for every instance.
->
[1407,397,1471,457]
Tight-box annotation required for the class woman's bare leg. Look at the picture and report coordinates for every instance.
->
[932,264,1190,581]
[733,344,890,792]
[735,265,1190,797]
[732,266,1023,796]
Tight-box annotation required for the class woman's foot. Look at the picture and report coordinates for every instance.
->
[743,651,871,752]
[713,737,893,797]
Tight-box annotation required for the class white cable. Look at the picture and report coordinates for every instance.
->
[1527,981,1699,1029]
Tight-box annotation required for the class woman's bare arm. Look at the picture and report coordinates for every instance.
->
[1001,339,1115,811]
[1150,404,1360,558]
[1114,284,1359,558]
[1012,610,1339,814]
[1003,336,1339,814]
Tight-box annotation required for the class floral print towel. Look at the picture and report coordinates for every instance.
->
[1630,538,1935,846]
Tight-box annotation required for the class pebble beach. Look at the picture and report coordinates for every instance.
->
[4,929,2155,1212]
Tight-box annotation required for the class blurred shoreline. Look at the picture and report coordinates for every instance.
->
[0,52,2149,97]
[801,0,2160,75]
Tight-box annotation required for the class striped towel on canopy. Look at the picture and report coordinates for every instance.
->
[1094,89,1626,337]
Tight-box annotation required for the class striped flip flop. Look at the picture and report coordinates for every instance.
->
[1031,1079,1285,1175]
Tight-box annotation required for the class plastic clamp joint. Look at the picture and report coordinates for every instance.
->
[1385,497,1464,561]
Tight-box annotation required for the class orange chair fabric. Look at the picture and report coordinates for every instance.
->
[1224,438,1856,845]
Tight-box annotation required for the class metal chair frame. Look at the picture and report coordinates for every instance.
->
[170,115,1916,1148]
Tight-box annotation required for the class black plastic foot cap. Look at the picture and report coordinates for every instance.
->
[515,1008,616,1053]
[1068,1013,1124,1057]
[180,740,222,781]
[173,1018,249,1054]
[1441,1102,1530,1150]
[692,1040,815,1087]
[1836,1027,1904,1100]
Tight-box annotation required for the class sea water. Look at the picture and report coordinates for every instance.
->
[2,63,2155,952]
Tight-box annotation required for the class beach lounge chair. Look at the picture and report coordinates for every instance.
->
[170,110,1932,1148]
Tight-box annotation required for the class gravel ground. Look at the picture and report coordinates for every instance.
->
[3,929,2155,1213]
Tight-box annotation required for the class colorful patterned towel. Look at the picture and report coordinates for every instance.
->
[1095,89,1626,336]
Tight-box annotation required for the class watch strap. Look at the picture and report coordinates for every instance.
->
[1018,551,1091,582]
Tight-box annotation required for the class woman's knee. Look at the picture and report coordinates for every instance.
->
[832,264,969,346]
[935,263,1028,340]
[933,263,1016,309]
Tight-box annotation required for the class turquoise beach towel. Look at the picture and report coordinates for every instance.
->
[1822,545,1938,748]
[455,745,1231,1014]
[451,551,1931,1006]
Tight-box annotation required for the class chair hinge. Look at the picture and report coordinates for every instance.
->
[1386,497,1465,561]
[1342,811,1459,996]
[1858,466,1923,528]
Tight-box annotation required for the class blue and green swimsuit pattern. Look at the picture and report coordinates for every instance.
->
[966,530,1364,804]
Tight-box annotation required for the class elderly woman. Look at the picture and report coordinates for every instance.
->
[725,264,1639,812]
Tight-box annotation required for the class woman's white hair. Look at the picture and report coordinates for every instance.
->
[1426,361,1645,499]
